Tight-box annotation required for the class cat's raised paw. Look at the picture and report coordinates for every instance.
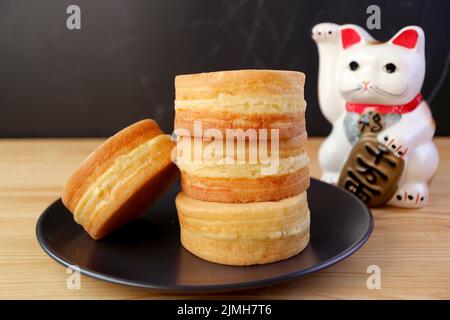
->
[312,23,340,43]
[388,183,429,208]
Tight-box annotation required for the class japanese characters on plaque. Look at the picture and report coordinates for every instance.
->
[338,135,404,207]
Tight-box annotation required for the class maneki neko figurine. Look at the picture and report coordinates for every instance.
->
[312,23,439,208]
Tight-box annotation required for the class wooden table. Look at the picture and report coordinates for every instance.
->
[0,138,449,299]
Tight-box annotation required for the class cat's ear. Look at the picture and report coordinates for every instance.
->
[340,26,364,49]
[389,26,425,51]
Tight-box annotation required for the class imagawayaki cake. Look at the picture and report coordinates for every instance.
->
[62,119,177,239]
[175,133,310,203]
[175,191,310,266]
[174,69,307,139]
[173,70,311,265]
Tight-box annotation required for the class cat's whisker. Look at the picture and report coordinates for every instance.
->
[371,85,408,97]
[342,86,363,94]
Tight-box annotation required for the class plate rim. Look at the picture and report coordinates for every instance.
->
[36,178,374,293]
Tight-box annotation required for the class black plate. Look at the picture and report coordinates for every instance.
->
[36,178,373,293]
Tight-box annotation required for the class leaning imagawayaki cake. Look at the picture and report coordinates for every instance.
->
[62,119,177,239]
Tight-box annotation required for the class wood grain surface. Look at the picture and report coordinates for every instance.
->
[0,138,449,299]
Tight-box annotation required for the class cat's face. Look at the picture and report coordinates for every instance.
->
[337,26,425,105]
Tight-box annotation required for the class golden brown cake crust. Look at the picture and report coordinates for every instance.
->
[175,69,305,100]
[89,163,178,239]
[180,167,310,203]
[180,229,309,266]
[61,119,163,212]
[174,109,306,140]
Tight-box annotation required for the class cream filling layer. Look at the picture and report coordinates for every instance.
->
[175,94,306,114]
[180,209,310,240]
[177,152,309,178]
[175,136,306,160]
[74,134,172,226]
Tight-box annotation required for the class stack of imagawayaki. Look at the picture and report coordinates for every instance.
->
[173,70,310,265]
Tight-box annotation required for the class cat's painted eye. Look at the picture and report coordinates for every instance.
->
[349,61,359,71]
[384,63,397,73]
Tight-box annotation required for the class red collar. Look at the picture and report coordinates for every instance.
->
[345,94,423,114]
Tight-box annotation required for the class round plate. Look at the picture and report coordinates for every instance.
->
[36,178,373,293]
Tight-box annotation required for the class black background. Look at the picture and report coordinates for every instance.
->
[0,0,449,137]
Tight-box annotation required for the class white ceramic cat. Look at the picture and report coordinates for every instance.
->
[312,23,439,208]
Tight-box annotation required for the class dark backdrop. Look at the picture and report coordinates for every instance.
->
[0,0,449,137]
